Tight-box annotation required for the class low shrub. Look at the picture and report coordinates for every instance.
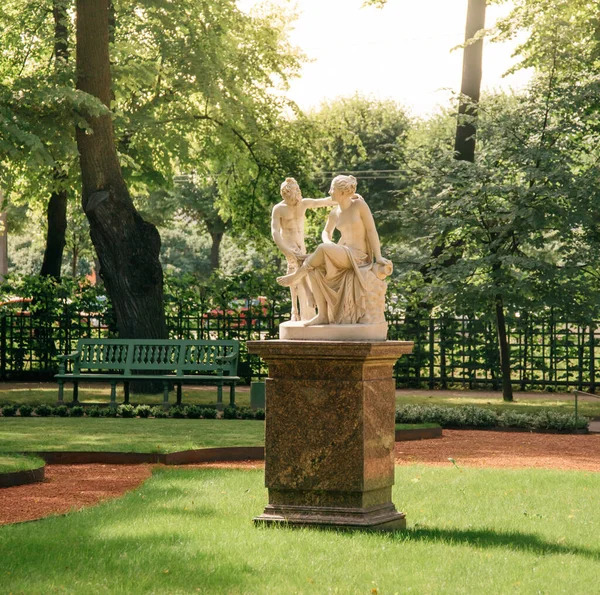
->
[169,406,186,419]
[239,407,256,420]
[1,404,18,417]
[223,406,238,420]
[34,404,53,417]
[87,406,102,418]
[54,405,69,417]
[184,405,203,419]
[151,406,168,419]
[104,407,118,418]
[134,405,152,419]
[395,404,589,432]
[118,404,136,418]
[69,405,85,417]
[18,404,33,417]
[200,407,218,419]
[254,408,266,420]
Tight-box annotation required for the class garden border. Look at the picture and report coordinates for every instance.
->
[0,465,45,488]
[32,446,265,465]
[395,426,443,441]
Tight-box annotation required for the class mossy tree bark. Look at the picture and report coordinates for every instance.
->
[75,0,167,341]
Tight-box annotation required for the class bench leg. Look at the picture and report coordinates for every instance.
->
[124,381,130,404]
[229,383,235,408]
[73,382,79,404]
[57,381,64,404]
[110,381,117,408]
[176,383,182,405]
[163,381,170,410]
[216,382,223,410]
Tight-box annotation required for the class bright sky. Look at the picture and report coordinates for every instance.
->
[240,0,532,117]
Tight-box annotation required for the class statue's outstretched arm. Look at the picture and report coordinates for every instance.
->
[303,197,336,208]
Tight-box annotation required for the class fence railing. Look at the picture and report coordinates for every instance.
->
[1,309,598,392]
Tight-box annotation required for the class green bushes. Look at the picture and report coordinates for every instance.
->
[151,406,168,419]
[134,405,153,418]
[55,405,69,417]
[395,404,589,432]
[33,404,53,417]
[18,404,33,417]
[0,402,254,419]
[68,405,85,417]
[117,404,136,418]
[1,404,18,417]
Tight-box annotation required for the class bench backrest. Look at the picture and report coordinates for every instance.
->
[75,339,239,375]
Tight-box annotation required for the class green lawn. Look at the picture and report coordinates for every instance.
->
[0,466,598,593]
[397,392,600,417]
[0,418,264,453]
[0,385,252,408]
[0,453,44,473]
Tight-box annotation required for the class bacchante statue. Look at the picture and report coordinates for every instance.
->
[277,174,393,333]
[271,177,335,321]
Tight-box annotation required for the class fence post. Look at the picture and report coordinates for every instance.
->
[428,318,435,389]
[590,325,596,394]
[0,315,6,381]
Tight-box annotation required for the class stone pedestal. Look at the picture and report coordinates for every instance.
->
[247,340,414,531]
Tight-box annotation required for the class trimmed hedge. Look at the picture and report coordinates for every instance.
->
[0,403,262,420]
[395,404,589,432]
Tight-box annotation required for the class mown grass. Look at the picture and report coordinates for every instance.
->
[397,392,600,417]
[0,453,44,473]
[0,385,252,408]
[395,422,440,430]
[1,466,598,594]
[0,418,264,453]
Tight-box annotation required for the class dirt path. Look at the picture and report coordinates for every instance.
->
[2,431,599,526]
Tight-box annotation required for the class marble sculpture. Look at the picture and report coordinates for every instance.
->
[275,175,392,338]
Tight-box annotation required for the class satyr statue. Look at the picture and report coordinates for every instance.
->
[271,177,335,321]
[277,175,392,331]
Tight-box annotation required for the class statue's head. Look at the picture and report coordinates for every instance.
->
[280,177,301,205]
[330,175,357,198]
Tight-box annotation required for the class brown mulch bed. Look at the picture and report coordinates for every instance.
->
[395,429,600,471]
[0,464,153,526]
[2,431,599,526]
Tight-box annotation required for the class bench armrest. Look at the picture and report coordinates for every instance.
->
[57,352,81,374]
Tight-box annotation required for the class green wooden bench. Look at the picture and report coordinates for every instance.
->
[55,339,240,408]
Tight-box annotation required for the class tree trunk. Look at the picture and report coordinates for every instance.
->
[71,244,79,277]
[40,190,68,278]
[209,231,223,272]
[75,0,167,341]
[454,0,486,162]
[40,1,70,279]
[495,294,514,402]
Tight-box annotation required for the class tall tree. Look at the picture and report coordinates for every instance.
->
[454,0,487,162]
[75,0,166,339]
[40,0,70,279]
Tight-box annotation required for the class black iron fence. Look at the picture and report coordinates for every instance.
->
[1,308,598,392]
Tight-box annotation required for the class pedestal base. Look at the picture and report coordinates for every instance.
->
[247,340,414,533]
[280,321,388,341]
[254,502,406,532]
